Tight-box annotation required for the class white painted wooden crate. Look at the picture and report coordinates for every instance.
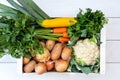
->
[17,27,106,75]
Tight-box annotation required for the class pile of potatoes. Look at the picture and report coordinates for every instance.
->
[23,40,72,74]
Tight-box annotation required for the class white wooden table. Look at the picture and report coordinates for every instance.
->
[0,0,120,80]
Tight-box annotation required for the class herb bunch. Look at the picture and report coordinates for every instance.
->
[68,8,108,46]
[0,13,43,58]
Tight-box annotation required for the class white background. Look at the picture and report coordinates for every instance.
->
[0,0,120,80]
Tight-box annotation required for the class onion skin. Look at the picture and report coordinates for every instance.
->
[35,63,47,74]
[55,59,68,72]
[46,60,54,71]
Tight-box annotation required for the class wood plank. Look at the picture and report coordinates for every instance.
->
[0,0,120,17]
[0,63,120,80]
[106,41,120,62]
[34,0,120,17]
[106,18,120,40]
[0,55,16,63]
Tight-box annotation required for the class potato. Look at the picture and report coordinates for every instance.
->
[46,40,55,51]
[51,43,63,60]
[61,47,72,60]
[23,57,31,65]
[55,59,68,72]
[35,63,47,74]
[24,60,36,73]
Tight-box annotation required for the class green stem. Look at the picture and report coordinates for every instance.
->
[0,12,17,18]
[35,28,52,33]
[37,35,58,41]
[17,0,44,20]
[26,0,50,19]
[37,33,63,37]
[0,3,17,14]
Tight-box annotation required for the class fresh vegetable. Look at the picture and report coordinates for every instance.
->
[55,59,68,72]
[46,40,55,51]
[68,8,108,46]
[53,27,67,33]
[24,60,36,73]
[40,41,46,47]
[23,57,31,65]
[34,48,50,62]
[68,58,100,74]
[17,0,44,20]
[73,39,100,66]
[24,0,50,19]
[37,17,77,28]
[0,14,44,58]
[46,60,55,71]
[35,27,70,42]
[58,37,70,42]
[35,27,67,34]
[0,0,108,74]
[7,0,30,16]
[0,3,18,14]
[51,43,63,60]
[61,47,72,60]
[35,63,47,74]
[0,3,18,18]
[35,28,70,42]
[7,0,50,20]
[62,32,69,37]
[67,39,100,74]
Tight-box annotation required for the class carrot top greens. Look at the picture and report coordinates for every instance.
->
[68,8,108,46]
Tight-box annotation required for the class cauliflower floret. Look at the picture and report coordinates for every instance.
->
[73,39,100,65]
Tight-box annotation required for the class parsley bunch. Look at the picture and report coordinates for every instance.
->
[68,8,108,46]
[0,13,43,58]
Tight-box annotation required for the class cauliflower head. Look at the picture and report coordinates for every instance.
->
[73,39,100,65]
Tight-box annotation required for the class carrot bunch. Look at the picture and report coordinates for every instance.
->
[35,27,70,42]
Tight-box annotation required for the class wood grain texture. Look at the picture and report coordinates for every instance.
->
[34,0,120,17]
[0,55,16,63]
[106,41,120,62]
[106,18,120,40]
[0,0,120,80]
[0,63,120,80]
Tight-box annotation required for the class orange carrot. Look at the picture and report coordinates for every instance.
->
[58,37,70,42]
[53,27,67,33]
[63,32,69,37]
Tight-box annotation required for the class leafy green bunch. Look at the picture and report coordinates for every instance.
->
[0,13,43,58]
[68,8,108,46]
[68,58,100,74]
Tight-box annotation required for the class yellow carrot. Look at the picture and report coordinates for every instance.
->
[37,17,77,28]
